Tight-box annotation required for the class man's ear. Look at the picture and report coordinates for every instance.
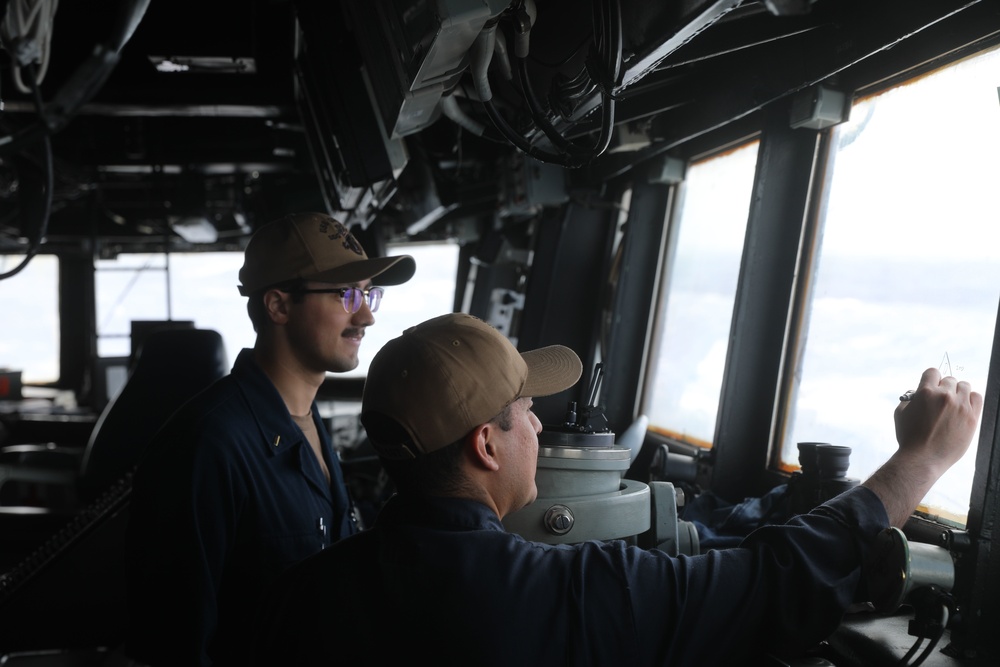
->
[262,288,292,324]
[467,422,500,472]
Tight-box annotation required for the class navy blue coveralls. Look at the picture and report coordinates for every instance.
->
[255,486,888,666]
[125,349,357,667]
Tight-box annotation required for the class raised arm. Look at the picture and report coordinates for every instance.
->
[862,367,983,527]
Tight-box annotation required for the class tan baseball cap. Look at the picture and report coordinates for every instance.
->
[361,313,583,459]
[237,212,416,295]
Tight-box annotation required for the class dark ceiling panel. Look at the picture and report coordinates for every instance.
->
[0,0,998,253]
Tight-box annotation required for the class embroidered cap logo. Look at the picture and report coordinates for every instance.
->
[319,219,364,256]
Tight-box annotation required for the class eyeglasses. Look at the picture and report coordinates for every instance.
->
[285,286,384,313]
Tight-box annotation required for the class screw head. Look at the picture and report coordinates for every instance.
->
[544,505,574,535]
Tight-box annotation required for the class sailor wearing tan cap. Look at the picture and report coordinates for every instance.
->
[253,312,981,667]
[125,212,415,667]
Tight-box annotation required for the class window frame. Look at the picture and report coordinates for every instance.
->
[641,140,762,451]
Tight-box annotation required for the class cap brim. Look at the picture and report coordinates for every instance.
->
[311,255,416,287]
[520,345,583,397]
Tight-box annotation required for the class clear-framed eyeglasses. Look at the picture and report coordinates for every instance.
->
[287,286,384,313]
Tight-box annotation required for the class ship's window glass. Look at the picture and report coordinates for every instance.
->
[644,141,760,447]
[342,241,460,378]
[96,254,171,357]
[164,252,255,359]
[0,255,59,384]
[95,242,460,378]
[782,46,1000,526]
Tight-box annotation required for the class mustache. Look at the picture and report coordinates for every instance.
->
[342,327,365,338]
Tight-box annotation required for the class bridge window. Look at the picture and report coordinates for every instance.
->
[95,242,460,380]
[0,255,59,385]
[96,252,253,360]
[643,141,760,448]
[781,45,1000,526]
[342,241,460,378]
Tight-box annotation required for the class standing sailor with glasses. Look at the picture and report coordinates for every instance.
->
[124,212,416,667]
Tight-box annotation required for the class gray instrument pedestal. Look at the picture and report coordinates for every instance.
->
[503,427,699,555]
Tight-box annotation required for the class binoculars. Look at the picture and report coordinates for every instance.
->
[788,442,860,514]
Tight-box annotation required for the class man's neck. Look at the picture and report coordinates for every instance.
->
[253,346,324,417]
[460,473,506,519]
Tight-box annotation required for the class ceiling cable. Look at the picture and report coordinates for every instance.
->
[0,62,53,282]
[1,0,60,94]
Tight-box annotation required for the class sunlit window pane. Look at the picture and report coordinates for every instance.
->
[0,255,59,384]
[783,46,1000,525]
[94,243,459,380]
[644,142,759,446]
[95,254,169,357]
[169,253,252,363]
[343,241,460,378]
